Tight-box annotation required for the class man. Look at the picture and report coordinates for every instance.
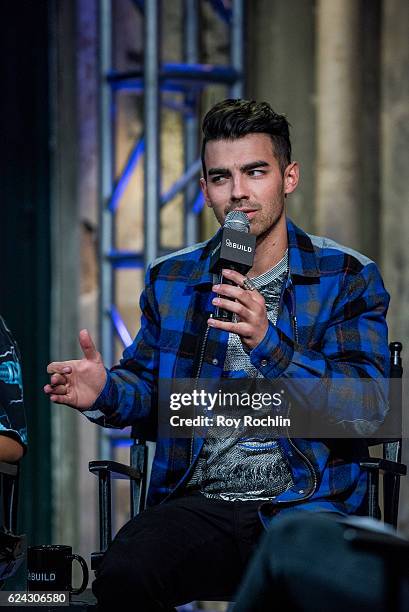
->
[234,512,409,612]
[44,99,390,610]
[0,315,27,462]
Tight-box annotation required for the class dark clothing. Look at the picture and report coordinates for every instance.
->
[93,493,264,611]
[0,315,27,451]
[234,514,409,612]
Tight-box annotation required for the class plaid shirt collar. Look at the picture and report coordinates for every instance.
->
[187,216,320,288]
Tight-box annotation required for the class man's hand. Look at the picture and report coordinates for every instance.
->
[207,269,269,351]
[44,329,107,411]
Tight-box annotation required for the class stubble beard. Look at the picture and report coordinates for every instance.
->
[222,192,285,240]
[211,187,286,237]
[254,195,286,245]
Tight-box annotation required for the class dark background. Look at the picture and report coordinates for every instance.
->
[0,1,52,545]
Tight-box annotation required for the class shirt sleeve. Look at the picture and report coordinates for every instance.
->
[249,262,390,436]
[0,316,28,450]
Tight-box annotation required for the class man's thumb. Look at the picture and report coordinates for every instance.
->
[79,329,99,361]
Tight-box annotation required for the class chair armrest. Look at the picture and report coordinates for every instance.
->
[359,458,407,476]
[89,460,141,481]
[89,460,143,560]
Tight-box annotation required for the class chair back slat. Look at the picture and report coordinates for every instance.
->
[382,342,403,527]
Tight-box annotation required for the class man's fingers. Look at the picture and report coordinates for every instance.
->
[213,281,264,304]
[213,283,254,303]
[78,329,99,361]
[212,297,251,319]
[47,362,72,375]
[221,268,247,286]
[50,373,67,386]
[45,384,67,396]
[219,270,265,304]
[50,394,71,405]
[207,318,252,335]
[208,318,238,333]
[212,287,265,321]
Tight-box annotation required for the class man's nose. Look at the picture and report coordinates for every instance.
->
[230,175,249,202]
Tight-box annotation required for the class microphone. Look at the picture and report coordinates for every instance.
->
[209,210,256,321]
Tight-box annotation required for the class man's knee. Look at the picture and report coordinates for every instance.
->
[92,543,169,610]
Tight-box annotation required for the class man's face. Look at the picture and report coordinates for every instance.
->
[200,133,298,238]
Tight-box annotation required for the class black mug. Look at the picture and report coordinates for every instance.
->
[27,545,88,594]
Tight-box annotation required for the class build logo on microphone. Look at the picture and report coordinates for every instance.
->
[225,238,253,253]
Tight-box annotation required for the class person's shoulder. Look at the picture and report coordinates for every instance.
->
[147,239,212,283]
[307,233,388,301]
[151,239,211,268]
[308,233,375,274]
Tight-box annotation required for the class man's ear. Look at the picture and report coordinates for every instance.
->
[200,177,212,208]
[283,162,299,195]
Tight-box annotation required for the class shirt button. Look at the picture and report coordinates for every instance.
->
[298,489,305,494]
[261,359,268,367]
[212,358,218,366]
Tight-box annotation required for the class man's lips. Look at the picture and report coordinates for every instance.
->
[231,209,259,220]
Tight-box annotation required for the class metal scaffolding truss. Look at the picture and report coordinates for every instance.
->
[98,0,245,455]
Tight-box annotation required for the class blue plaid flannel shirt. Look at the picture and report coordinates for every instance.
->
[86,218,390,524]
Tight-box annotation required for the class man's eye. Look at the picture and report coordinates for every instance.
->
[248,169,265,176]
[211,175,226,183]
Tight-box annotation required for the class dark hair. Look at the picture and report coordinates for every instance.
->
[201,99,292,178]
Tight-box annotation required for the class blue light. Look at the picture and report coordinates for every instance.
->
[161,158,202,207]
[107,63,240,92]
[207,0,232,23]
[192,191,205,214]
[110,438,133,448]
[110,306,133,347]
[108,250,144,269]
[108,137,145,212]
